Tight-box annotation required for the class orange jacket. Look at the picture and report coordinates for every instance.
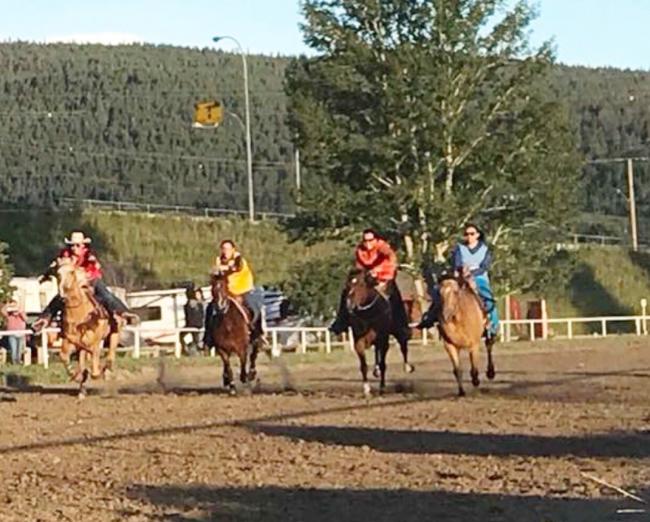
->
[355,239,397,282]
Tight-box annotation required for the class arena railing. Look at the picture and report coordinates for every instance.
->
[0,312,648,369]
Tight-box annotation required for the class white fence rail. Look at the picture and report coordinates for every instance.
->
[0,312,648,369]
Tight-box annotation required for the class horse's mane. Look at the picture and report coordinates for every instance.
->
[57,260,91,302]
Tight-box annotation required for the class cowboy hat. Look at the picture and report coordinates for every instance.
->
[64,231,92,245]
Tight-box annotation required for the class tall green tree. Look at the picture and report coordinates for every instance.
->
[0,242,15,318]
[286,0,581,296]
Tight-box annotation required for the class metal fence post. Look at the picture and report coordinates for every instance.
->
[325,330,332,354]
[529,320,536,341]
[300,331,307,354]
[641,299,648,335]
[41,331,49,369]
[174,332,182,358]
[567,320,573,340]
[601,319,607,337]
[133,328,141,359]
[271,330,281,357]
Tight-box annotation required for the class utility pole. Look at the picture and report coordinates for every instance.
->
[627,158,638,252]
[295,147,301,191]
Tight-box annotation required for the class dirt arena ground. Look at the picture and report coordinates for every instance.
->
[1,337,649,521]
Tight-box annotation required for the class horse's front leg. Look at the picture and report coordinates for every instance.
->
[377,335,389,394]
[486,336,496,380]
[372,353,380,378]
[59,338,75,379]
[218,349,235,395]
[90,338,102,380]
[443,341,465,397]
[355,339,370,397]
[469,343,481,388]
[396,329,414,374]
[247,339,259,382]
[238,349,248,384]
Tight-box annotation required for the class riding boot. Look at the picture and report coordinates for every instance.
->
[243,290,263,338]
[92,279,139,324]
[415,286,441,329]
[203,302,215,348]
[328,289,349,335]
[388,281,410,337]
[33,295,64,332]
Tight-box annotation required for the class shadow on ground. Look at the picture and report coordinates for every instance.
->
[246,423,650,459]
[124,484,649,522]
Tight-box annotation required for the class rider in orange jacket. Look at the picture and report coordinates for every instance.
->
[329,229,409,335]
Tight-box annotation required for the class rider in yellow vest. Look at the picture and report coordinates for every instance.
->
[214,240,255,296]
[203,240,263,346]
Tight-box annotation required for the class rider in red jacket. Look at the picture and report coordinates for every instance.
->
[330,229,409,335]
[33,231,137,331]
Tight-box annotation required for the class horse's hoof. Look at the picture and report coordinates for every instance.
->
[372,366,380,379]
[248,370,257,382]
[363,382,372,397]
[77,390,87,401]
[471,376,480,388]
[404,363,415,374]
[228,385,237,396]
[487,367,496,380]
[458,389,466,397]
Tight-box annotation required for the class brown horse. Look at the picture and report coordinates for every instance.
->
[437,273,496,397]
[209,272,261,395]
[346,269,413,396]
[56,259,122,396]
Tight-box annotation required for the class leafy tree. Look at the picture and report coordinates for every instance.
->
[0,242,15,325]
[286,0,581,296]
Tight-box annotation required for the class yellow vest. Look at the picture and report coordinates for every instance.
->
[214,252,254,296]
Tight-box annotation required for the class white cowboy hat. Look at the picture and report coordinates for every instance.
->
[64,231,92,245]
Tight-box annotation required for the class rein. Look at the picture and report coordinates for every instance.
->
[228,296,250,324]
[214,291,250,325]
[355,292,381,311]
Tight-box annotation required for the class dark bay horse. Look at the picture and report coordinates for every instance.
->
[437,273,496,397]
[209,272,262,395]
[345,269,413,396]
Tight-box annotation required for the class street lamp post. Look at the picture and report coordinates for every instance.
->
[213,35,254,222]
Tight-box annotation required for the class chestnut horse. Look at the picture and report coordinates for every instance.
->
[209,272,262,395]
[345,269,413,396]
[56,259,122,396]
[437,273,496,396]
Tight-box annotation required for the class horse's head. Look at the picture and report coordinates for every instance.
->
[438,274,461,323]
[210,271,230,312]
[56,257,88,306]
[345,268,377,311]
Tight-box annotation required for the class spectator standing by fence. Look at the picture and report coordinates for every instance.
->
[182,285,205,355]
[1,300,27,364]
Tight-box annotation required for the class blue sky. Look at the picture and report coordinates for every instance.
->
[0,0,647,69]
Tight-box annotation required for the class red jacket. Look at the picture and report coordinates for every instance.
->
[58,246,103,281]
[355,239,397,282]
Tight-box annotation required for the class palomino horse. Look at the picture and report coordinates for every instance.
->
[209,272,262,395]
[346,269,413,396]
[56,258,122,395]
[437,272,496,397]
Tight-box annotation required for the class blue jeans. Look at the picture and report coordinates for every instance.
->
[475,274,499,335]
[6,335,23,365]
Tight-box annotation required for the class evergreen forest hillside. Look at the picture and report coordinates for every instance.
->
[1,43,649,221]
